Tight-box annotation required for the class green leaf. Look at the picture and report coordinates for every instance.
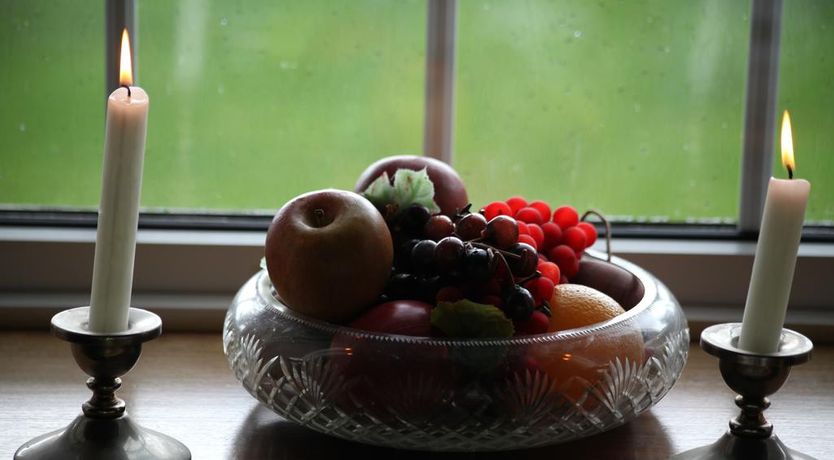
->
[361,171,395,208]
[391,168,441,214]
[431,299,515,339]
[361,168,440,215]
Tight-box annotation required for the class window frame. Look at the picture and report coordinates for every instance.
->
[2,0,832,332]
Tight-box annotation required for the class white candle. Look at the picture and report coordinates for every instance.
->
[739,111,810,353]
[88,29,149,332]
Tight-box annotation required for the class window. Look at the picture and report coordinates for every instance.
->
[455,0,749,222]
[1,1,832,331]
[2,0,426,212]
[1,0,831,223]
[1,1,104,208]
[137,0,426,212]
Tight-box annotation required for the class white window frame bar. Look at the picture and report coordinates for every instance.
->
[739,0,783,233]
[105,0,137,97]
[423,0,457,164]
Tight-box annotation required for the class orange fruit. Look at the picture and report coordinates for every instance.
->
[529,284,644,403]
[547,284,625,332]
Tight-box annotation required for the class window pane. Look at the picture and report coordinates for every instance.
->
[0,1,104,208]
[455,0,750,223]
[138,0,425,211]
[778,0,834,225]
[1,1,425,212]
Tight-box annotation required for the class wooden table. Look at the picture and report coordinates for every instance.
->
[1,332,831,459]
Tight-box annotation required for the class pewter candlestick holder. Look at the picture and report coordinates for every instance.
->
[673,323,814,460]
[15,306,191,460]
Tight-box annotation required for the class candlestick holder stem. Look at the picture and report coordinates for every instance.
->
[14,306,191,460]
[672,323,815,460]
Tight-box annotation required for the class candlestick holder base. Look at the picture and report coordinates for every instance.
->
[14,306,191,460]
[672,323,814,460]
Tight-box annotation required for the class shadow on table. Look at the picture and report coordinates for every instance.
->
[230,404,673,459]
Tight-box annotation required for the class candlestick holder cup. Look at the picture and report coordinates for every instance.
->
[14,306,191,460]
[672,323,814,460]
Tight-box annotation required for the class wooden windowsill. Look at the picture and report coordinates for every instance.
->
[2,332,832,459]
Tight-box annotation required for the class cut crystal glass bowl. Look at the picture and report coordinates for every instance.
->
[223,253,688,451]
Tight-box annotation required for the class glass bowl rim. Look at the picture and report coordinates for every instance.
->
[252,249,661,347]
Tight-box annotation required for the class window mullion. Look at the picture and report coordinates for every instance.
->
[423,0,457,164]
[105,0,137,97]
[739,0,783,233]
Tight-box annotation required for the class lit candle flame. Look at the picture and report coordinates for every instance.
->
[119,28,133,87]
[781,110,795,179]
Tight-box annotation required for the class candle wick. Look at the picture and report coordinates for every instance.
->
[121,85,131,98]
[787,165,794,180]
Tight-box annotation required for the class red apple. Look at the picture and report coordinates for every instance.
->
[346,300,434,336]
[329,300,454,420]
[330,301,435,381]
[265,189,393,323]
[354,155,468,217]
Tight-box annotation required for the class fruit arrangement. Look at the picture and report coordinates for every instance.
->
[264,155,631,341]
[227,159,689,449]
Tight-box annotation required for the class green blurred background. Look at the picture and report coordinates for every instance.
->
[1,0,832,224]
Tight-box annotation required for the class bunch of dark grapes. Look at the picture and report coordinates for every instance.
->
[382,204,554,335]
